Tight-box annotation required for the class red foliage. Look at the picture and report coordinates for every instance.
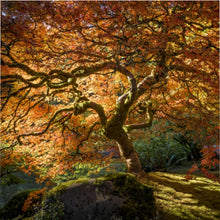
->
[1,1,219,183]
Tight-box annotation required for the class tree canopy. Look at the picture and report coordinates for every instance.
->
[1,1,219,182]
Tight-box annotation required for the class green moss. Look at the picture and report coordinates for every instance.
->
[94,173,156,219]
[144,172,220,220]
[46,178,89,198]
[0,189,37,220]
[38,173,155,220]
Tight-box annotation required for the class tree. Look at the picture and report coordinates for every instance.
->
[1,1,219,180]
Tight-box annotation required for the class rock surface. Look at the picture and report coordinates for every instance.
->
[40,173,156,220]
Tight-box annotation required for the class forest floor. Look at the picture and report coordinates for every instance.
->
[142,161,220,220]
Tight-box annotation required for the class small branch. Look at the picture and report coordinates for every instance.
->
[1,74,46,88]
[1,86,30,112]
[17,107,74,144]
[0,141,18,152]
[73,122,99,159]
[170,64,217,76]
[74,101,107,127]
[124,101,155,132]
[1,58,47,78]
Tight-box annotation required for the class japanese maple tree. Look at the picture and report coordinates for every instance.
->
[1,1,219,180]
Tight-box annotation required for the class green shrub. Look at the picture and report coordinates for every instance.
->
[134,133,188,172]
[0,189,37,220]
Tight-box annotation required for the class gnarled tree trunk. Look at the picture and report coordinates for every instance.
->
[105,125,146,179]
[116,136,147,178]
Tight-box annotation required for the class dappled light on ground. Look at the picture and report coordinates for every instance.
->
[142,172,220,220]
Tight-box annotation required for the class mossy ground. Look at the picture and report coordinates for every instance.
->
[45,177,90,198]
[141,169,220,220]
[1,162,219,220]
[47,170,220,220]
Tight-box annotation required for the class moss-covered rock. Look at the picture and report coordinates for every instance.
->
[103,173,156,220]
[0,189,37,220]
[38,173,156,220]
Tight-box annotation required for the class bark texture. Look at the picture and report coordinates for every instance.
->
[105,122,146,178]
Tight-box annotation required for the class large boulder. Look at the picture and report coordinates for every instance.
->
[37,173,156,220]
